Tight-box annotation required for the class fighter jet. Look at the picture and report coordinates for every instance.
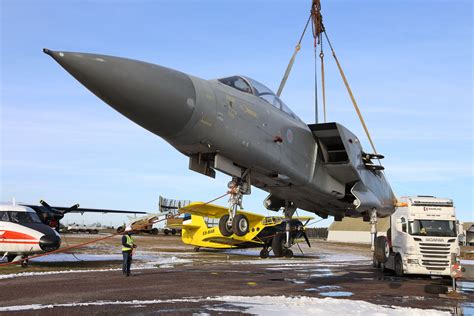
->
[44,49,396,250]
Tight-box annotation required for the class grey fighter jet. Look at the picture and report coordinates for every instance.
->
[44,49,395,243]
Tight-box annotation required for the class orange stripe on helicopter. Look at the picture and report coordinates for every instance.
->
[0,230,36,240]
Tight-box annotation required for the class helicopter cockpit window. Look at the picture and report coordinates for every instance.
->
[0,211,9,222]
[218,76,252,94]
[9,211,42,224]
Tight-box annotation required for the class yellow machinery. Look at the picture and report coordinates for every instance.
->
[180,202,313,258]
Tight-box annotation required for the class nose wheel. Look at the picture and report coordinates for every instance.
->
[219,214,233,237]
[232,214,249,236]
[219,173,251,237]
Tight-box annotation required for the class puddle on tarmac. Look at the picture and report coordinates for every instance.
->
[461,302,474,315]
[458,281,474,293]
[305,285,341,292]
[319,291,353,297]
[309,268,334,278]
[290,280,305,284]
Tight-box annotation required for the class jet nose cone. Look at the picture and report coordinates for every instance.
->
[44,49,196,138]
[39,234,61,252]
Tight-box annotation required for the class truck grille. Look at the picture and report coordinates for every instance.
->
[419,243,450,271]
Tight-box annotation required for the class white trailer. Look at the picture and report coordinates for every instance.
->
[374,196,461,277]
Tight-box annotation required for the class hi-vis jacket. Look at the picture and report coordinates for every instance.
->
[122,234,135,252]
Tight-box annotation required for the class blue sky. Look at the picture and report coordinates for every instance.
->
[1,0,472,227]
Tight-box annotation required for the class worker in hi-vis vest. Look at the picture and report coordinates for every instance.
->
[122,226,137,276]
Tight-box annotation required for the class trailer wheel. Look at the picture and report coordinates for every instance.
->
[219,215,233,237]
[232,214,249,236]
[171,229,177,235]
[375,236,390,263]
[194,247,200,252]
[260,248,269,259]
[395,255,404,277]
[164,229,169,235]
[272,233,285,257]
[151,228,159,235]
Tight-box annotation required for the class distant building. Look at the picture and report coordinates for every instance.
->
[462,222,474,246]
[327,217,390,244]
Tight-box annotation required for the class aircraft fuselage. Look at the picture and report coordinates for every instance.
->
[44,50,395,219]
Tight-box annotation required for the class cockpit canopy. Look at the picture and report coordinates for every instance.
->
[218,76,300,121]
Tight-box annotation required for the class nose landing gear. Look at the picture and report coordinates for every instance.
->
[219,172,251,237]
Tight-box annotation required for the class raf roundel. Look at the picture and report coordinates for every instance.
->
[286,129,293,143]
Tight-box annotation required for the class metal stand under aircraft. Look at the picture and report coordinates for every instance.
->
[370,208,378,252]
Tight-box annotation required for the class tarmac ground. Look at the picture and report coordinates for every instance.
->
[1,234,473,315]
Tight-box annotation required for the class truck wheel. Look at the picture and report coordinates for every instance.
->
[260,248,269,259]
[375,236,390,263]
[272,233,285,257]
[171,229,177,235]
[164,229,169,235]
[372,256,380,268]
[395,255,404,277]
[194,247,200,252]
[232,214,249,236]
[219,215,233,237]
[151,228,159,235]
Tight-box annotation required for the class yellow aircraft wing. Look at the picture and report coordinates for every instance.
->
[180,202,264,222]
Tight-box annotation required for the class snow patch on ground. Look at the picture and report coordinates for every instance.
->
[0,268,121,280]
[208,296,449,315]
[0,296,450,315]
[460,259,474,265]
[31,254,122,262]
[0,254,192,280]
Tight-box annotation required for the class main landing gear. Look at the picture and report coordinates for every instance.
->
[9,255,29,268]
[263,201,298,259]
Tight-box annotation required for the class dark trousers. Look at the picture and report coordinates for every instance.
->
[122,251,132,276]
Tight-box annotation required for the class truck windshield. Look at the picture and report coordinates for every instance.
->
[409,220,456,237]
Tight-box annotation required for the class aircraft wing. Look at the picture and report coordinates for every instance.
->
[23,204,147,215]
[180,202,264,222]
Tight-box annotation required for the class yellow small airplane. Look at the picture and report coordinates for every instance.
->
[180,202,313,258]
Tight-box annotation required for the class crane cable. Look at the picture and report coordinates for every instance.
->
[311,0,324,123]
[322,30,378,155]
[278,0,378,155]
[320,38,327,123]
[276,15,311,97]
